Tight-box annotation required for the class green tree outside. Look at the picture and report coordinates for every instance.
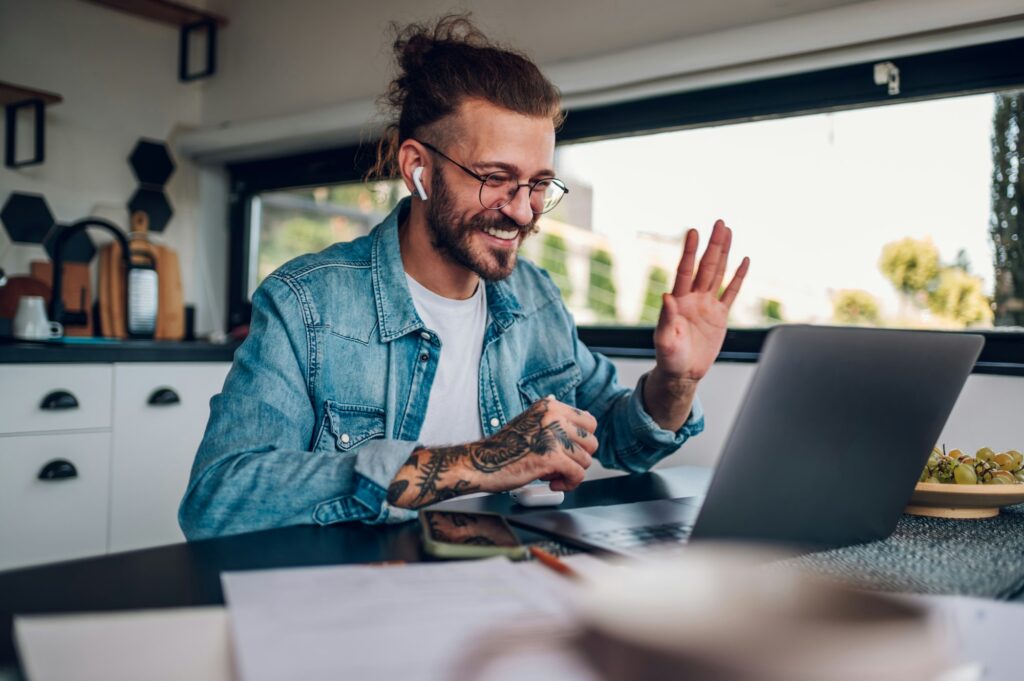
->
[879,237,940,296]
[990,91,1024,327]
[640,266,669,324]
[832,289,882,326]
[587,249,617,321]
[928,268,994,328]
[760,298,785,324]
[539,233,573,303]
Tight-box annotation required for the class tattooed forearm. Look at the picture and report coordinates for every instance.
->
[386,446,481,509]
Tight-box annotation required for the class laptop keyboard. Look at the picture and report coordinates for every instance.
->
[582,521,694,551]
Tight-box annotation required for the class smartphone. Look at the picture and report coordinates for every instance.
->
[419,510,527,560]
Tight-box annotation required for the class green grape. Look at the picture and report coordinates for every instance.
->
[953,463,978,485]
[976,447,995,462]
[1006,450,1023,471]
[975,460,996,483]
[987,470,1016,485]
[925,476,941,484]
[993,453,1015,471]
[1015,471,1024,483]
[934,456,955,483]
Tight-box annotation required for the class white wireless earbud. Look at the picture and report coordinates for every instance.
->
[412,166,428,201]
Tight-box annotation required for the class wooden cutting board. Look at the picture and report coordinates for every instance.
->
[97,238,184,340]
[31,261,93,336]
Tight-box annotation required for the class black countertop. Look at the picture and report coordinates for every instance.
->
[0,339,240,363]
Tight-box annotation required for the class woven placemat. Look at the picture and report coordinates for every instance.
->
[788,504,1024,600]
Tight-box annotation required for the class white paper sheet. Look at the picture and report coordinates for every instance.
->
[221,557,598,681]
[915,595,1024,681]
[14,606,233,681]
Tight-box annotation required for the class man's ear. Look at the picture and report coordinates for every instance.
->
[398,140,430,202]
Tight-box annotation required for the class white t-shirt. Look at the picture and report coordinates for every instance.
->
[406,274,487,447]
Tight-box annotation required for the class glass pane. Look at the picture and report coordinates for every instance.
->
[531,89,1024,330]
[248,181,407,299]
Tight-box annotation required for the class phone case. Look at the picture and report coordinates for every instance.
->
[419,512,528,560]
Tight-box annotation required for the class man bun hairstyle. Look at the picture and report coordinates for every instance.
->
[371,14,564,179]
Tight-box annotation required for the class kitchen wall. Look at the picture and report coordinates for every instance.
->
[0,0,226,335]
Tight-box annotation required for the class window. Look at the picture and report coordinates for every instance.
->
[539,90,1023,332]
[245,182,406,300]
[228,37,1024,372]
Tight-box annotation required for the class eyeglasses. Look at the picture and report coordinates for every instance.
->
[415,139,569,215]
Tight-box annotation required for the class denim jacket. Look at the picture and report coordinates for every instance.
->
[179,199,704,540]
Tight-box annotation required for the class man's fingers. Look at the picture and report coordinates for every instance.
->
[693,220,727,292]
[719,256,751,308]
[671,228,699,296]
[711,226,733,294]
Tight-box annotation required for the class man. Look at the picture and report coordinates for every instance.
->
[179,16,748,540]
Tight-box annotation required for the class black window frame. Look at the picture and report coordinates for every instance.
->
[226,36,1024,375]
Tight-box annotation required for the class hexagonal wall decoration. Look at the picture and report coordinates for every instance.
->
[1,192,56,244]
[128,187,174,233]
[129,139,176,187]
[43,224,96,264]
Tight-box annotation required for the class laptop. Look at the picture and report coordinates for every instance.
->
[510,325,984,557]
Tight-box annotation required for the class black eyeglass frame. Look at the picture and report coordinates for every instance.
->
[414,139,569,214]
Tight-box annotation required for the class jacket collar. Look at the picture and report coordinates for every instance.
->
[372,198,525,342]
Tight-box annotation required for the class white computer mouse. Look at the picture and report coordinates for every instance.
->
[509,483,565,507]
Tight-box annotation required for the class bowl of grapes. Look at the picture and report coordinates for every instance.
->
[906,447,1024,519]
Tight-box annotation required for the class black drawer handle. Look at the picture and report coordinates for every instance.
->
[40,390,79,411]
[147,388,181,406]
[38,459,78,481]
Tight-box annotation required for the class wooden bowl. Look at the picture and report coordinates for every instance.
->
[905,482,1024,519]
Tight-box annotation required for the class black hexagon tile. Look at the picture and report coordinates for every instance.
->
[129,139,176,187]
[44,224,96,264]
[1,192,56,244]
[128,187,174,232]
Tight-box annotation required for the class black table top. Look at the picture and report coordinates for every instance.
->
[0,466,712,670]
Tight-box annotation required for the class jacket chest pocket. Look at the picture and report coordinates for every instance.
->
[322,401,386,452]
[517,359,582,408]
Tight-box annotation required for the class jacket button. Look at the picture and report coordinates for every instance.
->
[420,331,431,340]
[420,353,429,362]
[340,433,351,444]
[489,417,500,427]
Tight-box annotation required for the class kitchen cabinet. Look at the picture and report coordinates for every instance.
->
[0,360,230,570]
[0,432,111,571]
[109,363,230,552]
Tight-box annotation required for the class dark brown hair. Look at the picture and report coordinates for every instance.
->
[370,14,564,179]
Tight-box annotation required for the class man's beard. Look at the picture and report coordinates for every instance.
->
[425,173,538,281]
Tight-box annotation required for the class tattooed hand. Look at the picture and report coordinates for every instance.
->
[385,397,598,509]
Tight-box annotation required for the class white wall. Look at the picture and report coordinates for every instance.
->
[595,358,1024,479]
[181,0,1024,161]
[0,0,225,335]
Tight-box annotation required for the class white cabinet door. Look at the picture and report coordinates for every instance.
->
[0,432,111,571]
[109,363,230,552]
[0,365,113,435]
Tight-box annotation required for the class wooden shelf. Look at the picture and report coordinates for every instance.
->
[0,82,63,108]
[82,0,228,28]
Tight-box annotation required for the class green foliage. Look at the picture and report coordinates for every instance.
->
[878,237,940,295]
[927,268,994,328]
[833,289,882,325]
[258,215,336,281]
[587,249,617,321]
[760,298,784,323]
[990,91,1024,326]
[539,233,573,303]
[640,266,669,324]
